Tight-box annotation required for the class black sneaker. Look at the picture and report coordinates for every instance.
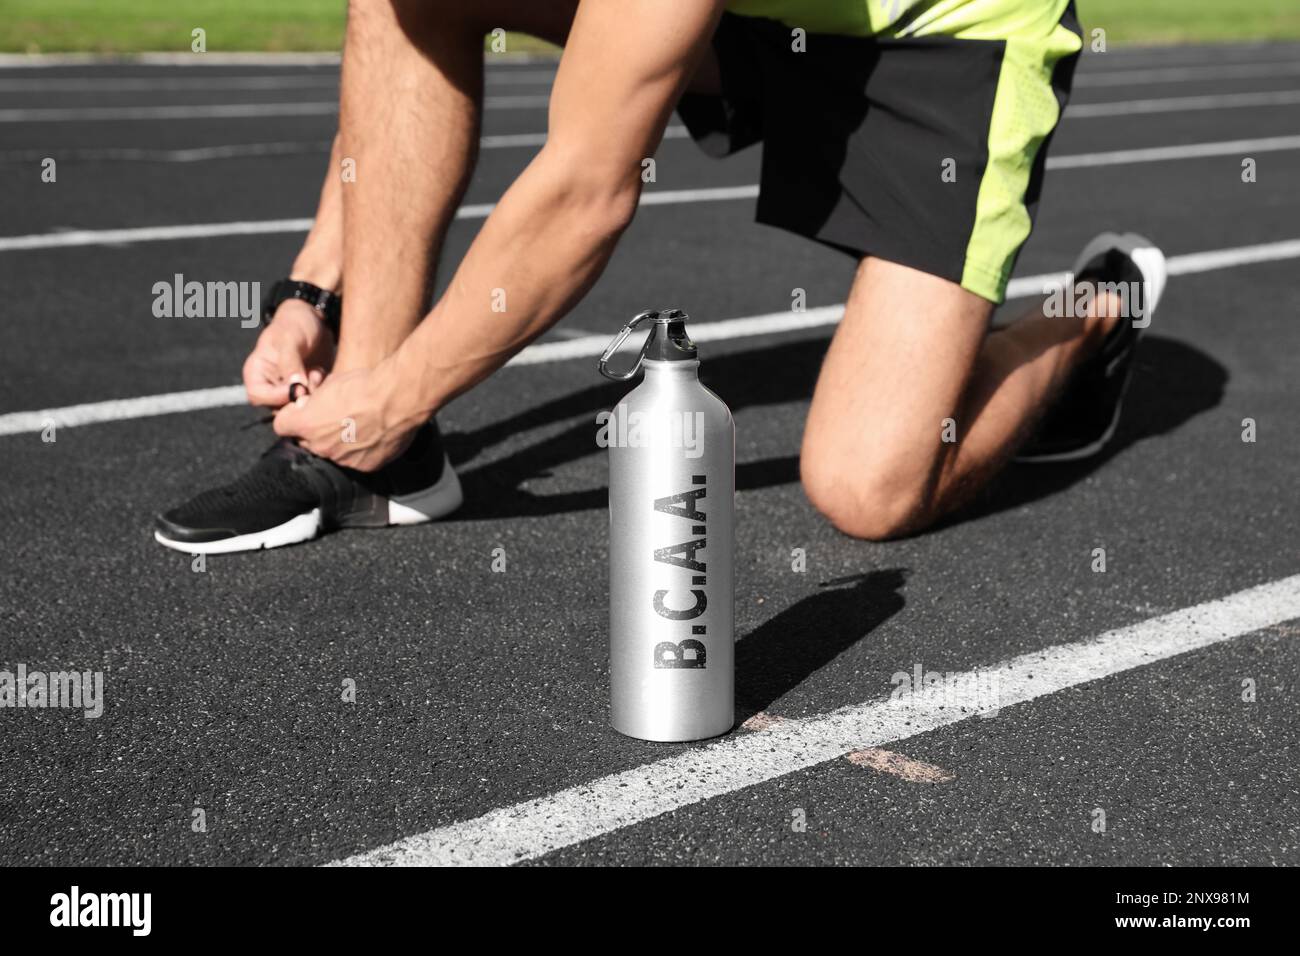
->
[154,421,462,553]
[1016,232,1167,464]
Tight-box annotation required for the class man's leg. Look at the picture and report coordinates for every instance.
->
[800,257,1123,540]
[331,0,487,373]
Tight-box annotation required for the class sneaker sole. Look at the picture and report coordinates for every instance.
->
[1015,322,1144,465]
[387,452,464,525]
[154,508,323,554]
[155,454,463,553]
[1014,402,1123,464]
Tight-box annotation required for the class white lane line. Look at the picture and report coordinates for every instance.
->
[0,70,552,92]
[0,126,692,164]
[0,217,316,251]
[505,305,844,368]
[0,141,335,163]
[0,184,756,252]
[1067,88,1300,118]
[0,75,339,92]
[1074,60,1300,87]
[0,52,559,67]
[330,573,1300,866]
[1073,46,1300,69]
[8,127,1296,248]
[0,94,547,122]
[0,102,340,122]
[7,87,1300,123]
[0,52,348,66]
[1163,237,1300,275]
[1,59,1289,94]
[1045,134,1300,169]
[2,236,1297,437]
[0,384,250,436]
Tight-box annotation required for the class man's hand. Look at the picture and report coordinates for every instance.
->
[271,364,418,472]
[243,299,335,407]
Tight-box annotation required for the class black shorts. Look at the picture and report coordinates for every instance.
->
[675,6,1083,303]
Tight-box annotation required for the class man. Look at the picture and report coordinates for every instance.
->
[154,0,1166,553]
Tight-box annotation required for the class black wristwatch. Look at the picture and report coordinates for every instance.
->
[261,279,342,339]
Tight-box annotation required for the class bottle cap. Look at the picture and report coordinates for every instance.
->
[598,309,697,381]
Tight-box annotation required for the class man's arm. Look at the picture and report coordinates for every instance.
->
[390,0,725,412]
[243,132,345,406]
[275,0,725,466]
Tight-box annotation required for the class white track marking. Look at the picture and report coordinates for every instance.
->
[0,70,552,92]
[1164,238,1300,275]
[1,59,1289,93]
[0,185,753,252]
[1066,88,1300,118]
[1045,134,1300,169]
[505,306,844,368]
[2,236,1297,437]
[8,129,1298,249]
[0,75,339,92]
[329,573,1300,865]
[0,385,248,436]
[1074,60,1300,87]
[0,102,340,122]
[0,52,560,66]
[0,218,316,251]
[0,53,348,66]
[0,141,334,163]
[0,127,690,164]
[1074,45,1300,69]
[0,46,1277,69]
[0,94,546,123]
[0,127,662,165]
[7,88,1300,123]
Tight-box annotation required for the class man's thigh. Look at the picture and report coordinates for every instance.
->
[801,256,993,504]
[391,0,721,94]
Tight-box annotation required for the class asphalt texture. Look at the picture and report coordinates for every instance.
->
[0,41,1298,866]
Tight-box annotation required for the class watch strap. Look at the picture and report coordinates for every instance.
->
[261,279,342,339]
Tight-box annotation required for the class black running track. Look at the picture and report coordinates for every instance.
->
[1,42,1298,866]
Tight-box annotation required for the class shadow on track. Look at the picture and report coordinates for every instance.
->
[735,568,908,723]
[446,335,1225,526]
[445,335,828,519]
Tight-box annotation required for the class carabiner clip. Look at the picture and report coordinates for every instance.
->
[597,310,659,381]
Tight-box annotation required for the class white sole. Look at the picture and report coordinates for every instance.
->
[155,454,464,553]
[387,453,464,525]
[155,508,322,554]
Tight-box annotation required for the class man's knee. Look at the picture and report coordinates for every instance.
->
[800,443,931,542]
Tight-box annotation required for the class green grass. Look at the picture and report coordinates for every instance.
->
[1,0,1298,53]
[0,0,558,54]
[1076,0,1300,45]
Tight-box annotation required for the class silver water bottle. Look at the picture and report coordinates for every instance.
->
[598,310,735,742]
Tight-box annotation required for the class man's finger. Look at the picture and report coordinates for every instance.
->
[287,376,311,405]
[246,380,287,408]
[272,401,303,437]
[279,354,310,392]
